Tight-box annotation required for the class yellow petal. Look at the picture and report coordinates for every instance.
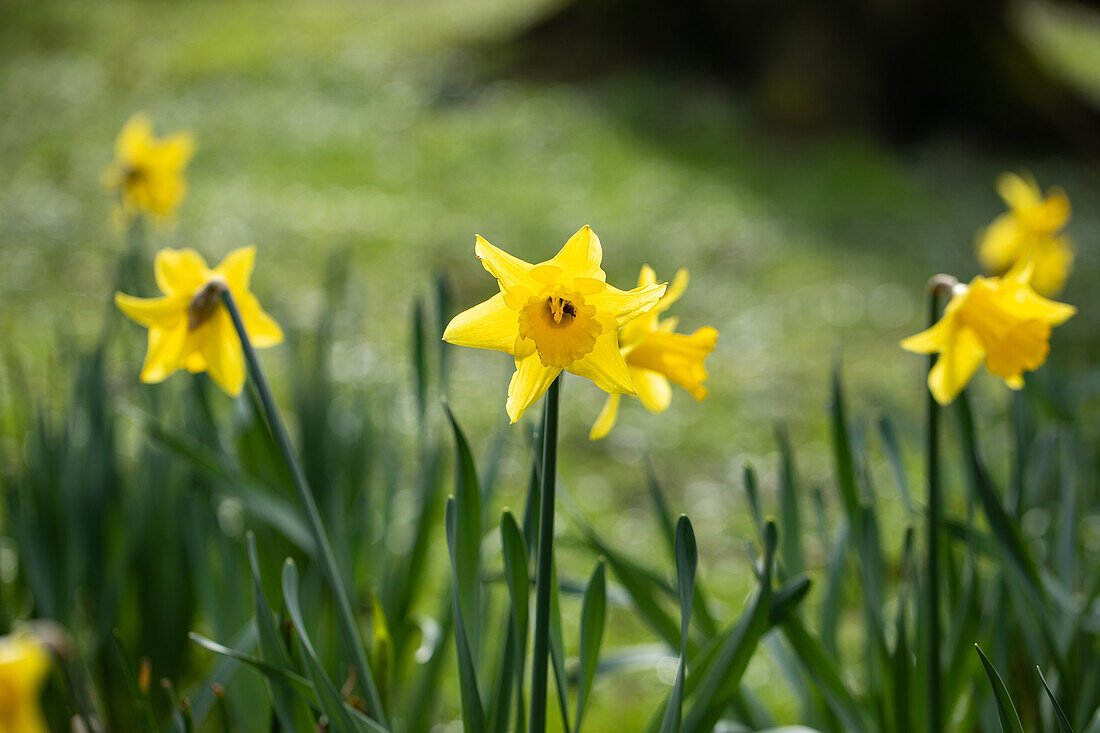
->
[636,264,657,288]
[927,327,984,405]
[160,131,196,169]
[997,172,1040,211]
[239,298,284,348]
[214,245,256,293]
[201,312,246,396]
[442,293,518,353]
[116,113,154,159]
[1037,187,1071,231]
[475,235,535,292]
[506,354,561,423]
[588,393,621,440]
[567,331,635,395]
[155,248,209,296]
[115,292,185,329]
[548,226,605,280]
[900,314,956,354]
[587,282,667,328]
[1028,237,1074,296]
[1005,285,1075,326]
[977,214,1022,274]
[139,323,189,383]
[653,268,689,315]
[633,368,672,412]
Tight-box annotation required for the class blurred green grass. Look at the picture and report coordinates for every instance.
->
[3,0,1100,727]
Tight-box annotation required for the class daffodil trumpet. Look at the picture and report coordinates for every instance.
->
[529,375,559,733]
[217,287,388,728]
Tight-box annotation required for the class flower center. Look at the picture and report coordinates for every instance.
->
[517,288,601,368]
[188,278,228,331]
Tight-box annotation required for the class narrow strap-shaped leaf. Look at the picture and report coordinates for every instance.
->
[445,497,487,732]
[830,364,861,521]
[246,534,316,730]
[659,516,697,733]
[281,560,367,733]
[549,561,573,733]
[112,633,157,733]
[776,426,804,579]
[443,404,482,661]
[681,522,777,733]
[189,632,316,702]
[501,510,530,733]
[781,616,873,733]
[1038,667,1075,733]
[742,463,765,541]
[574,560,607,731]
[876,414,915,514]
[645,461,717,636]
[975,644,1024,733]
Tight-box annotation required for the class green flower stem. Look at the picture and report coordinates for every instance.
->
[925,287,942,733]
[529,376,561,733]
[220,288,388,728]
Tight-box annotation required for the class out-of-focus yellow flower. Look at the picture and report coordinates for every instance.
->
[0,633,50,733]
[443,226,667,422]
[102,113,195,222]
[589,266,717,440]
[977,172,1073,295]
[115,246,284,396]
[901,266,1075,405]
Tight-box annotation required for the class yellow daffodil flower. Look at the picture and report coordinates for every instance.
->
[901,266,1075,405]
[115,246,284,396]
[102,113,195,221]
[977,172,1073,295]
[589,266,717,440]
[0,633,50,733]
[443,226,667,422]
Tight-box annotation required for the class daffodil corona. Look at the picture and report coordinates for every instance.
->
[443,226,667,422]
[589,266,717,439]
[901,266,1075,405]
[103,113,195,222]
[116,246,284,396]
[977,172,1073,295]
[0,633,50,733]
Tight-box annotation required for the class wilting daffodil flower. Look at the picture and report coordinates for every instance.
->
[977,172,1073,295]
[102,113,195,222]
[0,633,50,733]
[443,226,667,422]
[589,266,717,440]
[115,246,284,396]
[901,265,1075,405]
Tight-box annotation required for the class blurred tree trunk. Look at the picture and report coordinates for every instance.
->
[512,0,1100,148]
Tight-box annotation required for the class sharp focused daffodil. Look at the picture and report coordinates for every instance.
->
[443,226,667,422]
[901,266,1075,405]
[0,633,50,733]
[977,172,1073,295]
[103,113,195,221]
[589,266,717,440]
[116,246,284,396]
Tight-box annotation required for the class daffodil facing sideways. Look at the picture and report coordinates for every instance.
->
[0,633,50,733]
[589,266,717,440]
[901,266,1075,405]
[116,246,284,396]
[102,112,195,222]
[977,172,1073,295]
[443,226,668,422]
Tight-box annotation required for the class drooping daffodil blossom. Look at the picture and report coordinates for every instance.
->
[901,265,1075,405]
[977,172,1073,295]
[102,112,195,222]
[116,246,284,396]
[589,266,718,440]
[443,226,667,422]
[0,632,50,733]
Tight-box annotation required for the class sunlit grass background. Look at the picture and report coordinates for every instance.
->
[3,0,1100,728]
